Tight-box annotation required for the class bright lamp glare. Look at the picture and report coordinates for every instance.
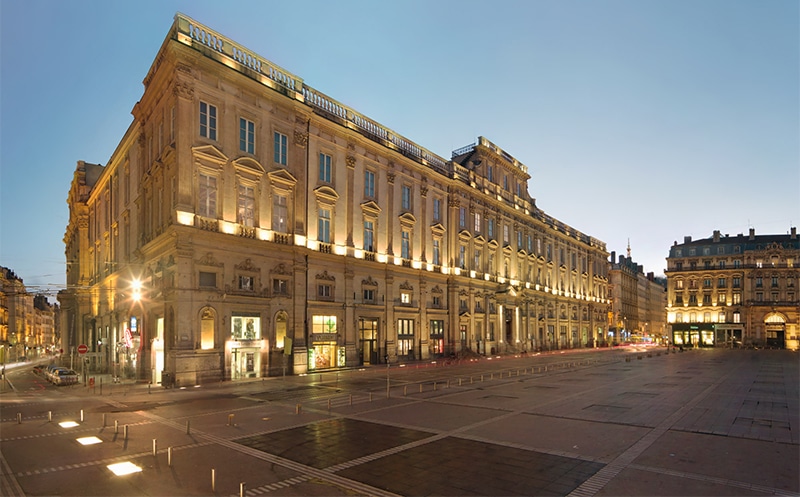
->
[108,462,142,476]
[59,421,79,428]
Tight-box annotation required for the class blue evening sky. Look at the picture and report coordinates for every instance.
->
[1,0,798,299]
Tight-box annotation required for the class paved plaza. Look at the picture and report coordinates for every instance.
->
[1,348,798,496]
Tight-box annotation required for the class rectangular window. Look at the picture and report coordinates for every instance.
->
[318,208,331,243]
[273,194,288,233]
[237,184,255,227]
[459,245,466,269]
[319,153,332,183]
[718,278,726,287]
[363,289,375,302]
[239,118,255,154]
[364,170,375,198]
[312,315,337,333]
[733,311,741,323]
[733,293,741,304]
[772,276,779,287]
[239,275,253,291]
[718,293,726,304]
[433,198,441,221]
[474,212,481,233]
[459,207,466,228]
[199,101,217,140]
[363,220,374,252]
[718,311,726,322]
[433,239,441,265]
[232,316,260,340]
[719,261,726,269]
[401,230,410,259]
[488,218,495,239]
[430,320,445,336]
[198,174,217,218]
[272,278,288,295]
[488,165,494,183]
[318,284,332,298]
[401,185,411,211]
[401,292,411,304]
[703,294,712,305]
[474,249,482,271]
[273,131,288,165]
[517,231,523,249]
[170,106,175,142]
[733,277,741,288]
[503,224,510,244]
[199,271,217,288]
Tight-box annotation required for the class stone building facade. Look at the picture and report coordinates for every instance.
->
[607,250,667,344]
[665,228,799,350]
[60,14,609,385]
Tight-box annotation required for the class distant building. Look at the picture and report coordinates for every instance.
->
[0,267,56,362]
[607,246,667,345]
[665,228,799,350]
[60,14,610,385]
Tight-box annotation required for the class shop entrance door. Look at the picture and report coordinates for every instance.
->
[359,318,378,365]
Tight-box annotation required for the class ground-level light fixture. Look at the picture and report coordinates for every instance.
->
[77,436,102,445]
[107,461,142,476]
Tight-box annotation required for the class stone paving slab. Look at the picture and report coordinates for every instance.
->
[596,467,774,496]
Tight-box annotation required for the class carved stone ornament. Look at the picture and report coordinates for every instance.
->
[387,172,395,184]
[362,275,378,287]
[197,252,222,267]
[316,270,335,281]
[272,262,292,275]
[346,155,356,168]
[173,82,194,100]
[420,186,428,198]
[293,130,308,148]
[399,280,414,291]
[235,258,258,272]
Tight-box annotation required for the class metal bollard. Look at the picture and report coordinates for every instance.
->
[211,469,216,492]
[102,413,106,427]
[369,393,373,402]
[115,420,119,434]
[48,411,52,422]
[17,413,21,424]
[240,482,246,497]
[186,420,191,435]
[153,439,157,456]
[148,384,151,394]
[168,446,173,467]
[434,382,437,391]
[295,404,301,414]
[327,398,331,411]
[459,378,462,386]
[81,409,84,423]
[403,385,407,396]
[124,424,128,440]
[227,414,234,426]
[419,383,423,393]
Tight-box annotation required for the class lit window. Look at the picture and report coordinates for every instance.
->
[238,275,253,291]
[198,174,217,218]
[318,208,331,243]
[237,184,255,227]
[363,220,374,252]
[273,194,288,233]
[433,239,441,265]
[401,292,411,304]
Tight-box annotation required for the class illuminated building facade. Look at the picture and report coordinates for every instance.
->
[60,14,609,385]
[607,249,667,345]
[665,228,799,350]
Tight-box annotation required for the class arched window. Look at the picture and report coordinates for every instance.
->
[200,307,216,350]
[275,311,288,349]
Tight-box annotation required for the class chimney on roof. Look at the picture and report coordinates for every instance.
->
[749,228,755,240]
[610,251,616,263]
[713,230,720,242]
[684,236,692,243]
[792,227,797,239]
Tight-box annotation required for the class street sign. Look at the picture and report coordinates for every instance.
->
[77,344,89,355]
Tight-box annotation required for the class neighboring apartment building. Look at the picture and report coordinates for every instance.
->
[60,14,609,385]
[33,295,58,356]
[665,228,799,350]
[607,250,667,344]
